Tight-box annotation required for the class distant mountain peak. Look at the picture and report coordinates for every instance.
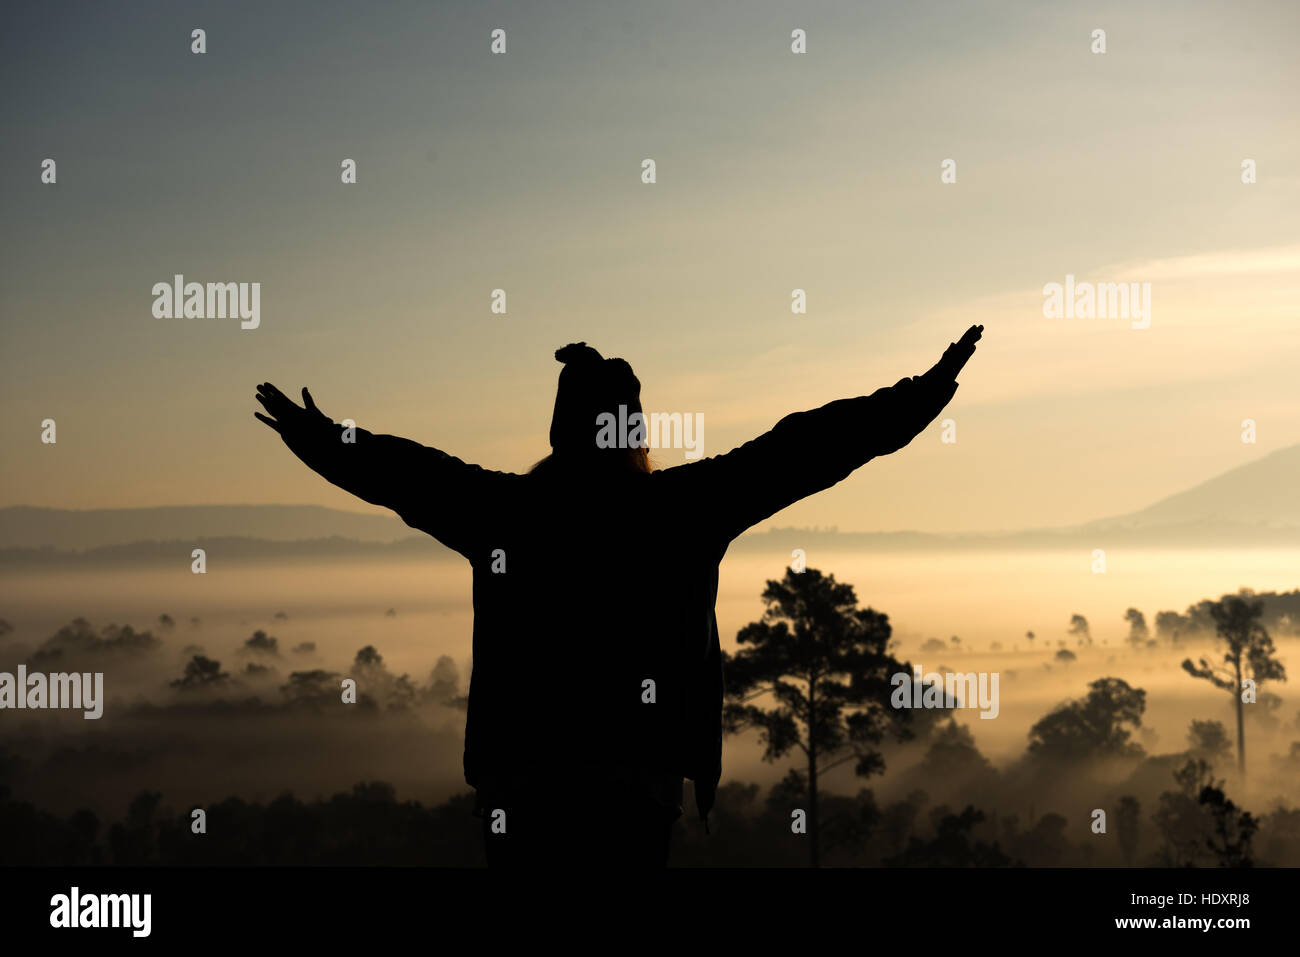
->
[1086,442,1300,530]
[0,504,411,550]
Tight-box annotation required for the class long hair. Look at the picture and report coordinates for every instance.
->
[529,446,653,475]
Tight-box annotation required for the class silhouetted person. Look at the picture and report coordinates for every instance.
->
[254,324,982,867]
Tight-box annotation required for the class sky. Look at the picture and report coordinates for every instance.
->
[2,0,1297,533]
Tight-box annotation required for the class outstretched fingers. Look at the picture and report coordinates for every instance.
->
[257,382,294,407]
[254,411,283,434]
[257,382,304,418]
[254,382,301,433]
[254,391,282,417]
[254,383,329,440]
[942,325,983,377]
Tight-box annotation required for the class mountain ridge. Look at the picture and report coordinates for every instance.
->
[2,442,1296,555]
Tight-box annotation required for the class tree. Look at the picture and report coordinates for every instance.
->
[1124,608,1148,649]
[1187,719,1232,762]
[1067,614,1091,646]
[427,655,468,710]
[1155,610,1190,644]
[883,806,1011,867]
[1181,594,1287,778]
[1027,677,1146,762]
[350,645,416,710]
[428,655,460,702]
[354,645,380,667]
[170,655,230,690]
[1200,784,1258,867]
[241,629,279,656]
[1153,758,1257,867]
[31,617,160,662]
[1116,795,1140,865]
[918,720,997,792]
[1153,758,1216,867]
[108,791,162,865]
[280,669,343,707]
[723,567,909,867]
[1017,813,1070,866]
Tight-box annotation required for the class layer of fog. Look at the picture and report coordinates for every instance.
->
[0,549,1295,839]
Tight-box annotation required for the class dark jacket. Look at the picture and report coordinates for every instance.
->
[290,372,959,821]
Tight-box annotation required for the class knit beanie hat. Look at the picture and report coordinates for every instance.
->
[548,342,643,453]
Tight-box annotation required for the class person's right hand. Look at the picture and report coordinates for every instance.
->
[926,324,983,381]
[872,325,981,455]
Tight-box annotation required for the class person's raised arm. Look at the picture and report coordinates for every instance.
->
[254,383,503,555]
[668,325,982,542]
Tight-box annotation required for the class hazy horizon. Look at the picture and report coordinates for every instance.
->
[5,434,1299,542]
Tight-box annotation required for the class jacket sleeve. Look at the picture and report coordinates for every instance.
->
[669,371,960,543]
[280,418,507,557]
